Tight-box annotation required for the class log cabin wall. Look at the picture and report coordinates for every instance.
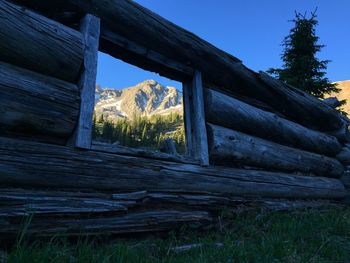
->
[0,0,83,144]
[0,0,350,239]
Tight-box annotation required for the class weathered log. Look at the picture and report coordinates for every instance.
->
[184,70,209,165]
[0,188,340,239]
[91,141,198,165]
[0,62,80,143]
[1,209,211,239]
[207,124,344,178]
[327,120,350,143]
[323,97,342,108]
[258,72,344,131]
[0,137,346,200]
[70,14,100,149]
[336,147,350,165]
[205,89,342,156]
[13,0,345,132]
[0,0,84,82]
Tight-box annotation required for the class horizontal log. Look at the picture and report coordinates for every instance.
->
[0,188,340,239]
[0,188,340,238]
[258,72,344,132]
[207,124,344,178]
[0,62,80,143]
[13,0,345,131]
[336,147,350,165]
[1,209,211,239]
[323,97,342,108]
[91,142,198,165]
[0,0,84,82]
[205,89,342,156]
[0,137,346,200]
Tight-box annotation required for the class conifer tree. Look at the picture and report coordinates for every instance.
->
[268,11,339,98]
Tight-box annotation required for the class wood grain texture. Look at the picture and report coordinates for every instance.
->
[73,14,100,149]
[12,0,346,131]
[91,141,198,165]
[0,137,346,200]
[0,188,340,239]
[258,72,345,132]
[207,124,344,178]
[0,61,80,143]
[0,0,84,82]
[183,81,194,157]
[204,88,342,156]
[191,71,209,165]
[336,147,350,165]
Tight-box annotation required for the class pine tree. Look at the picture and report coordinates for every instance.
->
[268,11,339,98]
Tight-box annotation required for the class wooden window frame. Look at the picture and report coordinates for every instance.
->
[73,14,209,165]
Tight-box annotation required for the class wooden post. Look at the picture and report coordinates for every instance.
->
[73,14,100,149]
[183,71,209,165]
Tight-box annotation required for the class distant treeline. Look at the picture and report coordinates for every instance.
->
[92,112,186,153]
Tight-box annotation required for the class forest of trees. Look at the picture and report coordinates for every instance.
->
[92,112,186,154]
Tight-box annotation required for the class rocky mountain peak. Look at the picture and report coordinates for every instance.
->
[94,80,183,121]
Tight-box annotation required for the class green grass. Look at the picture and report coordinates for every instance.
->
[3,207,350,263]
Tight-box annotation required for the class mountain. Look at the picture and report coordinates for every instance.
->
[326,80,350,115]
[95,80,183,121]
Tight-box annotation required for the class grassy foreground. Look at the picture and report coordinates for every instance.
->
[3,207,350,263]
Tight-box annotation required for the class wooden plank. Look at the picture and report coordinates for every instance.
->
[0,137,346,200]
[183,81,194,157]
[91,142,199,165]
[0,0,84,82]
[204,88,342,156]
[191,71,209,165]
[101,28,194,81]
[74,14,100,149]
[0,61,79,143]
[207,124,344,178]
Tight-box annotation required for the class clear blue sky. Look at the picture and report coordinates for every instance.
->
[96,0,349,90]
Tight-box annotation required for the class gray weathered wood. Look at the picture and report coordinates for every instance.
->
[0,187,341,239]
[336,147,350,165]
[207,124,344,178]
[101,28,194,81]
[183,81,194,157]
[191,71,209,165]
[0,0,84,82]
[258,72,345,132]
[0,137,345,199]
[327,120,350,143]
[73,14,100,149]
[323,97,342,108]
[91,141,198,165]
[1,209,211,239]
[204,88,342,156]
[0,61,80,143]
[13,0,346,132]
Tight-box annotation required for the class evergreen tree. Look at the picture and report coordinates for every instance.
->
[268,11,339,98]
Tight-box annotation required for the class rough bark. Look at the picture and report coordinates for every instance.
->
[0,137,345,200]
[207,124,344,178]
[0,0,84,82]
[204,88,342,156]
[0,62,80,144]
